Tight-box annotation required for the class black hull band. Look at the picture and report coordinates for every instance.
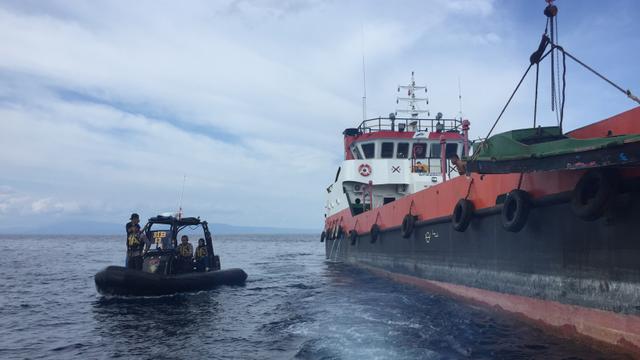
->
[326,187,640,315]
[94,266,247,296]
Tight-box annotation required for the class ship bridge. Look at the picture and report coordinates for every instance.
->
[325,72,471,218]
[326,115,471,218]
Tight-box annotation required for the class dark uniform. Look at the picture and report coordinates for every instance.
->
[195,239,208,272]
[126,213,144,270]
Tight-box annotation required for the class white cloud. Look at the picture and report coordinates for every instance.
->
[0,0,638,230]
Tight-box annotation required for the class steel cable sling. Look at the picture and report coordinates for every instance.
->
[469,33,639,163]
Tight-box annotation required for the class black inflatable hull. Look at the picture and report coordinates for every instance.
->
[94,266,247,296]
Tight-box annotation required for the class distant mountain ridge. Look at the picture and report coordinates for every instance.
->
[0,220,316,235]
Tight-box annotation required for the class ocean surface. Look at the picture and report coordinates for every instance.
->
[0,234,631,360]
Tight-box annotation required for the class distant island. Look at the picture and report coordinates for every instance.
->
[0,220,316,236]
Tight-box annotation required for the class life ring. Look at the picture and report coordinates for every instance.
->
[401,214,416,238]
[452,199,474,232]
[349,230,358,246]
[320,231,326,242]
[359,164,372,177]
[501,190,531,232]
[370,224,381,243]
[571,169,617,221]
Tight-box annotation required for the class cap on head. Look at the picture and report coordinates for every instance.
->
[130,213,140,220]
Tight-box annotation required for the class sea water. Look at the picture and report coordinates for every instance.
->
[0,234,629,359]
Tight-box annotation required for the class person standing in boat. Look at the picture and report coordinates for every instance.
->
[177,235,194,272]
[194,238,209,272]
[125,213,144,270]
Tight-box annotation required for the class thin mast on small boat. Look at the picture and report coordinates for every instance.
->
[177,174,186,220]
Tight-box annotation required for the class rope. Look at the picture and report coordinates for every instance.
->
[550,16,556,114]
[557,48,640,105]
[560,50,567,129]
[554,16,562,125]
[533,62,539,127]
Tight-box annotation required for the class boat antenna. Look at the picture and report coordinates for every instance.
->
[177,174,186,220]
[361,23,367,121]
[458,77,463,120]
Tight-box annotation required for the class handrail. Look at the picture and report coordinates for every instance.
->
[356,116,462,134]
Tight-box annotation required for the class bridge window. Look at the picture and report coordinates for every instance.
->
[431,143,460,158]
[361,143,375,159]
[381,142,394,158]
[351,146,363,159]
[430,143,440,158]
[397,143,409,158]
[446,143,459,158]
[412,143,427,159]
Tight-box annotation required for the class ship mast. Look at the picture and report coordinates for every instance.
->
[396,71,429,119]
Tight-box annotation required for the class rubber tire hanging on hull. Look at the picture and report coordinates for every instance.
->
[320,231,326,242]
[349,230,358,246]
[452,199,474,232]
[401,214,416,238]
[571,169,617,221]
[370,224,381,243]
[501,189,531,232]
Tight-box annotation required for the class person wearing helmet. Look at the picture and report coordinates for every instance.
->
[194,238,209,272]
[176,235,194,273]
[125,213,144,270]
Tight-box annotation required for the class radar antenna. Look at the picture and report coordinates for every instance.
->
[396,71,429,118]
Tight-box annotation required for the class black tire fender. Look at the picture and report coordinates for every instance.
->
[349,230,358,246]
[452,199,474,232]
[401,214,416,238]
[370,224,381,243]
[320,231,326,242]
[571,169,617,221]
[501,189,531,232]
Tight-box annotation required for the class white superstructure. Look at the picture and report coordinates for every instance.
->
[324,73,469,218]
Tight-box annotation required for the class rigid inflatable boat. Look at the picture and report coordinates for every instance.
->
[95,215,247,296]
[95,265,247,296]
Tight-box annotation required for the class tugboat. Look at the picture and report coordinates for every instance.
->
[322,1,640,354]
[95,215,247,296]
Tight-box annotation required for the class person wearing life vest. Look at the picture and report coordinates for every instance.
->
[176,235,194,273]
[125,213,144,270]
[194,238,209,272]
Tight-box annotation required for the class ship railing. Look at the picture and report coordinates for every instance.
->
[357,116,462,134]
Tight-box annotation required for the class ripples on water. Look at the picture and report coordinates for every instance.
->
[0,234,631,359]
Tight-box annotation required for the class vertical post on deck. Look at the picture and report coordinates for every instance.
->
[440,135,447,182]
[462,119,470,157]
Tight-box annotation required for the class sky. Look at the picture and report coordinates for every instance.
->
[1,0,639,232]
